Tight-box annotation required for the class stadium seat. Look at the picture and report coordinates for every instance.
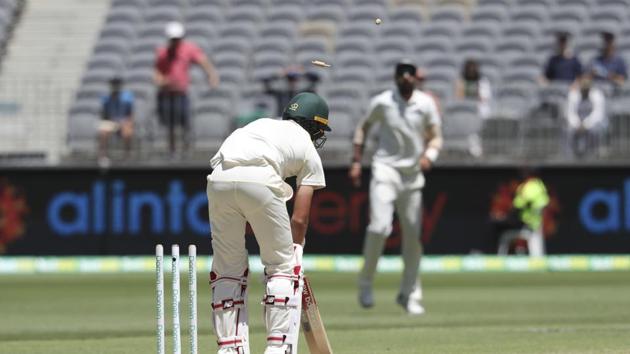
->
[494,84,536,119]
[414,37,454,57]
[307,5,345,23]
[549,7,588,25]
[494,37,533,57]
[100,23,136,40]
[460,23,501,42]
[336,52,376,71]
[106,7,142,24]
[509,5,549,24]
[212,37,252,55]
[424,55,458,72]
[347,5,387,23]
[480,117,521,156]
[254,38,293,56]
[477,0,516,10]
[335,37,374,58]
[470,6,508,24]
[219,23,257,41]
[332,66,374,86]
[268,5,304,23]
[500,67,540,87]
[589,8,627,25]
[259,21,298,42]
[374,37,413,57]
[455,38,492,59]
[225,6,264,25]
[339,22,378,41]
[421,23,460,40]
[145,6,181,24]
[442,100,483,156]
[185,4,224,24]
[381,22,421,40]
[502,22,541,42]
[388,6,424,26]
[430,6,467,25]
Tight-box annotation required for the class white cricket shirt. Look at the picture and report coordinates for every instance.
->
[209,118,326,201]
[356,89,441,175]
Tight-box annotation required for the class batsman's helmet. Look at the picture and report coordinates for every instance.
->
[282,92,331,148]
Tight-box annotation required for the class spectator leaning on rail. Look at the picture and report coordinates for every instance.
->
[98,77,134,167]
[566,73,607,158]
[541,31,583,84]
[588,31,627,89]
[154,21,220,157]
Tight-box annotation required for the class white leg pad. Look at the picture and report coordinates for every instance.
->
[263,245,304,354]
[210,271,250,354]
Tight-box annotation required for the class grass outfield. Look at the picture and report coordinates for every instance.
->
[1,271,629,354]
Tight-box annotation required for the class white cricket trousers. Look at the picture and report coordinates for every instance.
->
[207,179,295,277]
[359,164,423,298]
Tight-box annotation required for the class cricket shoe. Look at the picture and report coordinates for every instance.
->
[396,293,425,315]
[358,282,374,308]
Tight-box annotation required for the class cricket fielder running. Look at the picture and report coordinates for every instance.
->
[207,92,331,354]
[349,60,443,315]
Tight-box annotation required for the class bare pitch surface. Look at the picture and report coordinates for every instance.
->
[1,271,629,353]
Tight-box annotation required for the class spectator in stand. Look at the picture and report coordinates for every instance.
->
[262,67,302,117]
[566,73,607,157]
[154,21,220,157]
[588,31,627,88]
[303,71,321,93]
[455,59,492,119]
[98,77,134,167]
[541,32,582,84]
[262,66,322,117]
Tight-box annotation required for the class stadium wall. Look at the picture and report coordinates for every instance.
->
[1,167,630,256]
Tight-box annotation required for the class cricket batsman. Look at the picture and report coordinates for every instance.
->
[349,60,443,315]
[206,92,331,353]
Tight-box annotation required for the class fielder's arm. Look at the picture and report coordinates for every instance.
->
[420,97,443,171]
[349,101,381,187]
[291,185,315,246]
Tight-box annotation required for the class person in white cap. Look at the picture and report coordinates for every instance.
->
[154,21,220,156]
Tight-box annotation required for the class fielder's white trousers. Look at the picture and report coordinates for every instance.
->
[359,163,424,298]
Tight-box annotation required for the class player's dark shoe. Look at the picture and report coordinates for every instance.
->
[358,283,374,308]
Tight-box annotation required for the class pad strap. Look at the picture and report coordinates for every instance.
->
[217,335,245,349]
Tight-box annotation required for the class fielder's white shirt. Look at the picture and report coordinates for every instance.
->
[356,89,441,175]
[209,118,326,201]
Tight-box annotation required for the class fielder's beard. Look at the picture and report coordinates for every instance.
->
[397,82,414,98]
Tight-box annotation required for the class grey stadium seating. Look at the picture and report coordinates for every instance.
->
[65,0,630,162]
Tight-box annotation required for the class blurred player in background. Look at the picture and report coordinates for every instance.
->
[206,92,331,354]
[498,168,550,256]
[98,77,134,167]
[349,60,442,315]
[154,21,219,156]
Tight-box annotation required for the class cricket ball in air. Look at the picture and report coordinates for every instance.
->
[375,18,382,25]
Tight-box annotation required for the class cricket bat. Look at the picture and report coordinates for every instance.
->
[301,276,333,354]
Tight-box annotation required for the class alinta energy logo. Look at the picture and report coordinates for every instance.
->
[490,179,561,240]
[0,178,28,253]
